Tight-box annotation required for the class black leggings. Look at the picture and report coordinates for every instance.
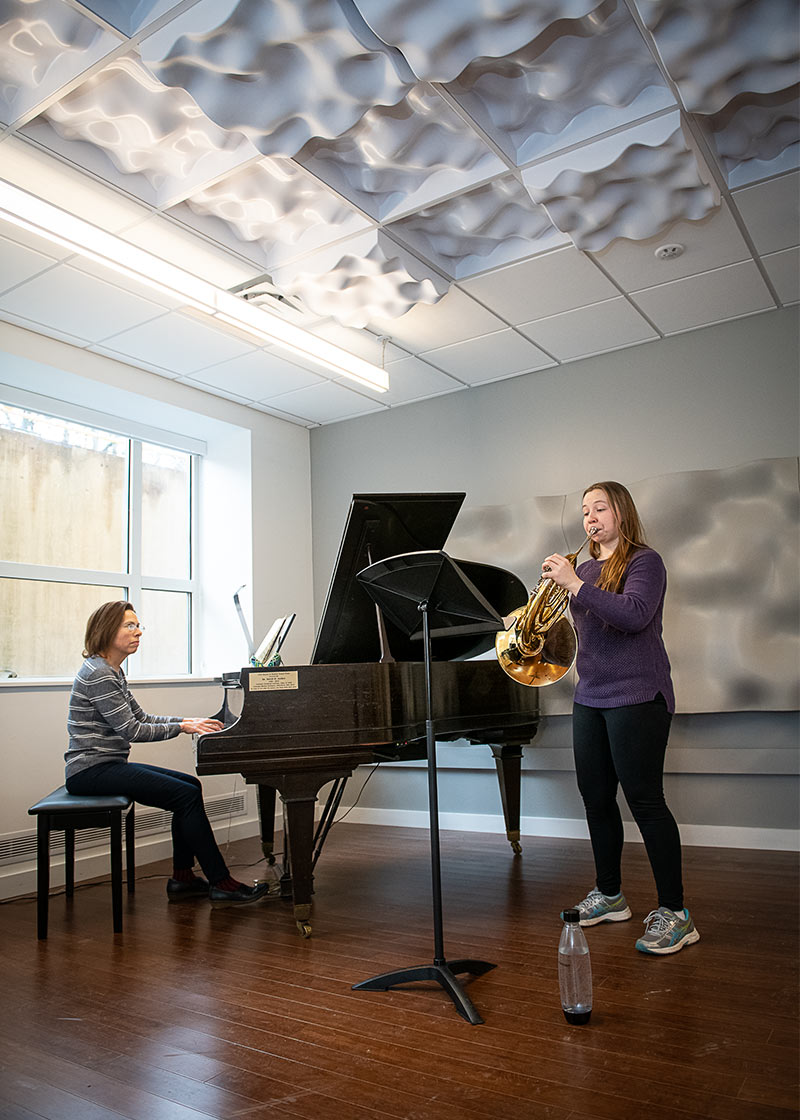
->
[573,696,684,912]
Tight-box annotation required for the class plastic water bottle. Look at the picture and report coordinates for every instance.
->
[558,908,592,1024]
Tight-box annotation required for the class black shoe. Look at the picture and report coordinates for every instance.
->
[166,876,210,901]
[208,881,273,906]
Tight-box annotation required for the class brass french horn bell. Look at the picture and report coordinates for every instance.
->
[495,531,595,687]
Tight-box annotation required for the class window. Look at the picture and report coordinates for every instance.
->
[0,403,196,678]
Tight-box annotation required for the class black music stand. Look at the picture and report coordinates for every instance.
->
[352,551,505,1025]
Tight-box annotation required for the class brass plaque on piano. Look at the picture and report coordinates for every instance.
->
[249,670,299,692]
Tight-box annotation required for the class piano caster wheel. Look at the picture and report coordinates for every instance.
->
[511,840,522,855]
[297,921,313,939]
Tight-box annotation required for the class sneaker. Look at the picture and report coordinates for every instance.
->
[635,907,700,955]
[571,887,632,926]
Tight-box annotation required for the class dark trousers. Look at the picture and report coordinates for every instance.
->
[573,696,684,912]
[66,762,229,884]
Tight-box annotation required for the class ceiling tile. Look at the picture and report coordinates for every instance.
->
[630,261,776,333]
[67,254,186,311]
[98,310,257,374]
[0,215,74,262]
[260,380,387,424]
[0,262,168,342]
[732,172,800,255]
[185,349,326,399]
[519,298,657,360]
[368,286,506,352]
[589,204,754,291]
[761,247,800,305]
[0,308,90,349]
[422,329,553,384]
[0,137,153,235]
[0,234,59,293]
[120,216,260,291]
[380,354,464,405]
[460,247,618,324]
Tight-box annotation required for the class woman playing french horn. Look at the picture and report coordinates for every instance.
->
[542,481,699,955]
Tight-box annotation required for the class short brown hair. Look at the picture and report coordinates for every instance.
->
[83,601,136,658]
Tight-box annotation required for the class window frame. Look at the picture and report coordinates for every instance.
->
[0,388,202,678]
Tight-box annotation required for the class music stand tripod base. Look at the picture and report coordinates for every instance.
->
[353,958,496,1025]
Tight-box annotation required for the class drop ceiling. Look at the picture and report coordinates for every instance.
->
[0,0,797,427]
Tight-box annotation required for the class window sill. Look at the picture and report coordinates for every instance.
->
[0,675,222,690]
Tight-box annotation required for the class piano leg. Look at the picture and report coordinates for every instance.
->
[490,744,523,855]
[255,784,277,865]
[268,765,363,938]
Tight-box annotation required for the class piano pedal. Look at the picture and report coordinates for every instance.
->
[252,878,282,897]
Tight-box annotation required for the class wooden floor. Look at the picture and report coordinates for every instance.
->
[0,823,797,1120]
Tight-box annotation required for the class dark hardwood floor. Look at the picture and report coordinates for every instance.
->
[0,823,797,1120]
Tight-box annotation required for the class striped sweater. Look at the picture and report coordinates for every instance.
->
[65,656,181,779]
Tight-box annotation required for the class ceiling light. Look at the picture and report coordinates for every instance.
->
[0,181,388,392]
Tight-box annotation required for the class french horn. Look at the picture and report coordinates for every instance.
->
[495,531,595,687]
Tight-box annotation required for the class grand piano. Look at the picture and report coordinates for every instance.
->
[197,493,539,936]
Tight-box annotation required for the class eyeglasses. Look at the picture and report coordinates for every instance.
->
[122,622,144,632]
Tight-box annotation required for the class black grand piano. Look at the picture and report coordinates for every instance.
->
[197,493,539,936]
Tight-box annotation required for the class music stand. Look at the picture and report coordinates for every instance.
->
[352,551,505,1025]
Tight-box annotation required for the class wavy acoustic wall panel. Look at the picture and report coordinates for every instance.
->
[638,0,799,115]
[0,0,119,122]
[357,0,606,83]
[445,0,673,165]
[272,230,449,327]
[524,113,720,251]
[142,0,414,159]
[387,177,566,279]
[182,156,369,268]
[41,56,258,205]
[448,458,800,715]
[296,85,506,221]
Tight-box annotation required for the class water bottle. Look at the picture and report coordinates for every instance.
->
[558,908,592,1024]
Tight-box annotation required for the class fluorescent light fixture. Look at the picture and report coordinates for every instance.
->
[0,181,389,392]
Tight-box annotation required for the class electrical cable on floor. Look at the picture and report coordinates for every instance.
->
[329,761,381,828]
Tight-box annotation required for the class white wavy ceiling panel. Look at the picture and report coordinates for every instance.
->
[0,0,797,357]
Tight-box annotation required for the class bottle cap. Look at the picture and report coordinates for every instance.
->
[562,907,580,923]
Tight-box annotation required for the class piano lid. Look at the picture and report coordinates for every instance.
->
[311,492,528,665]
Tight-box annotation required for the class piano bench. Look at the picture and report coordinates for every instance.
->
[27,786,135,940]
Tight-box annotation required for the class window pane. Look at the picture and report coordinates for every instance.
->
[135,590,190,676]
[142,444,191,579]
[0,579,125,677]
[0,405,128,571]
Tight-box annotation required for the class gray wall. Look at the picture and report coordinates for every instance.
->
[309,307,800,849]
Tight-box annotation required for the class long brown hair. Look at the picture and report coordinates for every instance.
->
[83,601,135,658]
[583,481,647,593]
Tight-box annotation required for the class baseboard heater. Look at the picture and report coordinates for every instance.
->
[0,791,248,866]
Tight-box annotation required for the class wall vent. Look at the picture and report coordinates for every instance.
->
[0,791,248,866]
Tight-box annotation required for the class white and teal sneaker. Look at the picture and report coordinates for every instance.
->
[635,907,700,954]
[572,887,632,926]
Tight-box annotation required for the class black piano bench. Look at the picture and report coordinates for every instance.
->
[27,786,135,940]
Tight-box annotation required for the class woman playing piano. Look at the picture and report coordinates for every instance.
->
[541,481,699,955]
[65,601,270,905]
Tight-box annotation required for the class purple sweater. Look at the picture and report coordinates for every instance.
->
[569,548,675,712]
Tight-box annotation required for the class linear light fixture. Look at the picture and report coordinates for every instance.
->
[0,181,389,392]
